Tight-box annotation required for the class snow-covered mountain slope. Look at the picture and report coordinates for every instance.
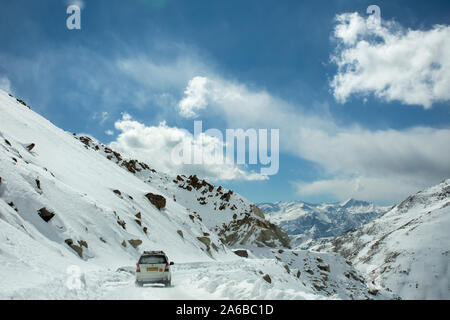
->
[259,199,389,248]
[71,134,290,249]
[312,180,450,299]
[0,90,384,299]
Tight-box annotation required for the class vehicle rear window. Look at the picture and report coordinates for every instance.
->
[139,255,167,264]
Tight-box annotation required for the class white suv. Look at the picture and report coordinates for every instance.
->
[135,251,173,287]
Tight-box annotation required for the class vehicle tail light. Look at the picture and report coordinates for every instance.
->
[164,263,169,272]
[136,263,141,273]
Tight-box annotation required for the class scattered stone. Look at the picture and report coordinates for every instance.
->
[117,218,126,229]
[197,236,211,252]
[135,212,142,219]
[26,143,35,151]
[177,230,184,238]
[143,227,148,234]
[262,274,272,284]
[232,249,248,258]
[4,139,11,146]
[65,239,83,258]
[296,270,301,278]
[135,219,142,226]
[145,193,166,210]
[121,240,127,247]
[35,179,41,190]
[78,240,88,248]
[317,264,330,273]
[38,207,55,222]
[100,237,107,243]
[128,239,142,249]
[113,189,122,196]
[368,289,379,296]
[283,264,291,274]
[305,269,314,275]
[278,249,284,254]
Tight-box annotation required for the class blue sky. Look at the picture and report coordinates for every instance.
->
[1,0,449,205]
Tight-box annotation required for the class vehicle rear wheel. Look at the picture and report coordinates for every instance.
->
[135,281,143,287]
[165,280,171,287]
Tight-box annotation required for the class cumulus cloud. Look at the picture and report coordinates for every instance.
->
[178,76,210,118]
[109,113,267,181]
[294,176,428,205]
[293,126,450,203]
[331,12,450,108]
[177,73,450,203]
[0,75,12,94]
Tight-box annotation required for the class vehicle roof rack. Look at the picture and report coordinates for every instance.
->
[143,250,166,255]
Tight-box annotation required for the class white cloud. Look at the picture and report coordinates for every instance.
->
[109,113,267,181]
[105,130,114,136]
[0,76,12,94]
[178,76,210,118]
[331,12,450,108]
[294,176,428,205]
[65,0,85,9]
[92,111,109,124]
[116,55,210,93]
[177,74,450,204]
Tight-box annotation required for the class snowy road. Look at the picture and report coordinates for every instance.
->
[1,259,325,300]
[87,260,319,300]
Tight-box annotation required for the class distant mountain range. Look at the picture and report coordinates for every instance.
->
[259,199,391,248]
[312,179,450,299]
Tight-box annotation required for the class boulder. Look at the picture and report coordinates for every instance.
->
[145,193,166,210]
[262,274,272,284]
[38,207,55,222]
[128,239,142,249]
[65,239,83,258]
[197,236,211,251]
[78,240,88,248]
[232,249,248,258]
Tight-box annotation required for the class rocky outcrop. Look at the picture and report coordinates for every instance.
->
[250,205,265,219]
[218,214,290,248]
